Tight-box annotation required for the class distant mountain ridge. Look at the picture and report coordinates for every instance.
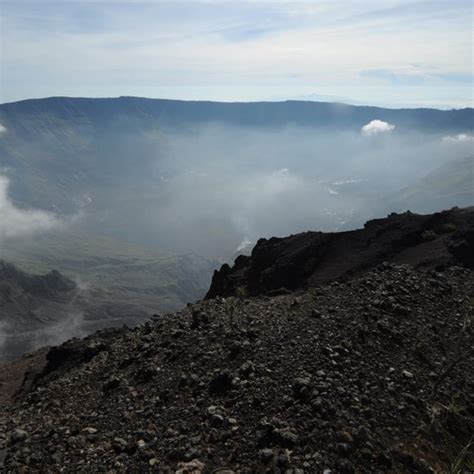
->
[1,96,473,133]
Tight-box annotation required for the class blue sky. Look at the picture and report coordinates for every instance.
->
[0,0,472,108]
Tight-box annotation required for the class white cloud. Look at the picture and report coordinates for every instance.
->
[442,133,474,143]
[1,1,472,107]
[361,119,396,135]
[0,175,62,240]
[0,124,7,134]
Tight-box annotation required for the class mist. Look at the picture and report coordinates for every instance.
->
[31,311,88,350]
[0,174,63,242]
[74,122,472,258]
[2,113,471,260]
[0,310,90,360]
[0,267,95,359]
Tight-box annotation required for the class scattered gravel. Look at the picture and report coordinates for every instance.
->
[1,264,473,472]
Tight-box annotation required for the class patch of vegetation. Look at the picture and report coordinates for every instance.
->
[421,229,438,241]
[222,287,248,331]
[440,222,457,234]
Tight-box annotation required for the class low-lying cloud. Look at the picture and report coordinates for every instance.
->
[105,123,465,258]
[442,133,474,143]
[0,174,62,240]
[32,311,88,349]
[3,121,472,261]
[361,119,396,135]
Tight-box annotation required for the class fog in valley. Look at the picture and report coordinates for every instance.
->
[1,117,473,258]
[18,120,470,259]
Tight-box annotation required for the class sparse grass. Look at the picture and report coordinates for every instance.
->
[450,437,474,474]
[235,286,249,299]
[223,296,239,330]
[426,395,474,473]
[222,287,248,331]
[421,229,438,241]
[441,222,458,234]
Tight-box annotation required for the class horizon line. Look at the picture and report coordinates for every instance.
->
[1,95,473,112]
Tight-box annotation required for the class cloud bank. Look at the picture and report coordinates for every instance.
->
[0,124,7,134]
[0,175,62,241]
[90,122,469,260]
[361,119,396,135]
[442,133,474,143]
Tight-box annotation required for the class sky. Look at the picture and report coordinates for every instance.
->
[0,0,472,108]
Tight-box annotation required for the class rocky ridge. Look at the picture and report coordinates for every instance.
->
[1,262,473,472]
[206,207,474,299]
[0,260,76,303]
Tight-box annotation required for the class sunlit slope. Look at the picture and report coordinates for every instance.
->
[391,156,473,213]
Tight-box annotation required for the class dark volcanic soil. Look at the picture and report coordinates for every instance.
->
[1,264,473,472]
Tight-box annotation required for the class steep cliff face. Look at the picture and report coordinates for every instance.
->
[206,207,474,299]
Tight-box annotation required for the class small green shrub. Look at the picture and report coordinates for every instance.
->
[235,286,248,299]
[440,222,457,233]
[421,229,437,241]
